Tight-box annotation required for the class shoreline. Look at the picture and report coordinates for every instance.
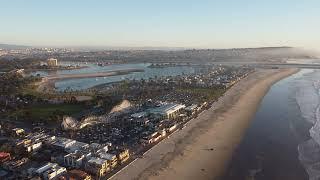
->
[25,65,89,72]
[35,68,144,92]
[45,68,144,80]
[110,68,299,180]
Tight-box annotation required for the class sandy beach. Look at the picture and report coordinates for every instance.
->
[110,68,299,180]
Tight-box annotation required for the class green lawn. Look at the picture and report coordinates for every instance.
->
[10,104,84,120]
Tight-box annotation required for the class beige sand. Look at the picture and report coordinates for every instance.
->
[110,68,299,180]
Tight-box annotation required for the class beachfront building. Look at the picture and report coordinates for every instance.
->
[34,162,66,180]
[115,149,130,164]
[185,104,198,116]
[12,128,25,136]
[85,157,109,178]
[167,124,177,132]
[64,151,92,168]
[47,136,89,153]
[66,141,89,153]
[25,141,43,153]
[148,103,186,119]
[47,58,58,67]
[47,137,76,151]
[141,131,163,145]
[98,152,117,168]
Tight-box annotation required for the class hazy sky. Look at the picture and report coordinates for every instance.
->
[0,0,319,49]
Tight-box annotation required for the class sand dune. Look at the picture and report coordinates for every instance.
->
[110,68,298,180]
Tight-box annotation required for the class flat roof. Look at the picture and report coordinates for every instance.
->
[185,104,198,111]
[149,103,185,115]
[35,162,56,174]
[99,152,116,161]
[66,141,89,152]
[131,111,147,118]
[88,157,106,165]
[50,137,76,148]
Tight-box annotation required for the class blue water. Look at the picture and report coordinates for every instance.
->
[225,69,313,180]
[30,63,196,91]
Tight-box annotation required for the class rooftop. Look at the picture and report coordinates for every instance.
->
[98,152,116,161]
[149,103,185,115]
[49,137,76,149]
[131,111,147,118]
[35,162,56,174]
[66,141,89,153]
[0,152,10,158]
[87,157,106,165]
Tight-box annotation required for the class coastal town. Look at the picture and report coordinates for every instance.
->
[2,1,320,179]
[0,54,253,179]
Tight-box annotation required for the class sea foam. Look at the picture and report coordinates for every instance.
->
[296,70,320,180]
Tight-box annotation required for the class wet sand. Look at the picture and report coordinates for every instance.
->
[110,68,299,180]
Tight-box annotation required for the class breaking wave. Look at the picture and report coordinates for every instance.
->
[296,70,320,180]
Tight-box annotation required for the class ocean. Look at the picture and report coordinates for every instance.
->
[30,63,196,91]
[224,69,320,180]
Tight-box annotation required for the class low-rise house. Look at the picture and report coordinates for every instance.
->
[88,143,102,152]
[141,132,162,145]
[48,137,89,153]
[44,165,66,180]
[35,162,56,175]
[47,137,76,151]
[141,136,154,144]
[185,104,198,115]
[85,157,109,178]
[3,157,29,171]
[86,143,110,154]
[27,133,50,143]
[12,128,25,136]
[159,129,166,137]
[115,149,130,164]
[153,133,162,142]
[66,141,89,153]
[35,162,66,180]
[98,152,117,168]
[64,151,91,168]
[167,124,177,132]
[0,152,11,163]
[25,142,43,153]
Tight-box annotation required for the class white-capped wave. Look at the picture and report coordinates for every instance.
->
[296,70,320,180]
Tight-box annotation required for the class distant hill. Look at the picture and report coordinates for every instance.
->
[0,43,31,49]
